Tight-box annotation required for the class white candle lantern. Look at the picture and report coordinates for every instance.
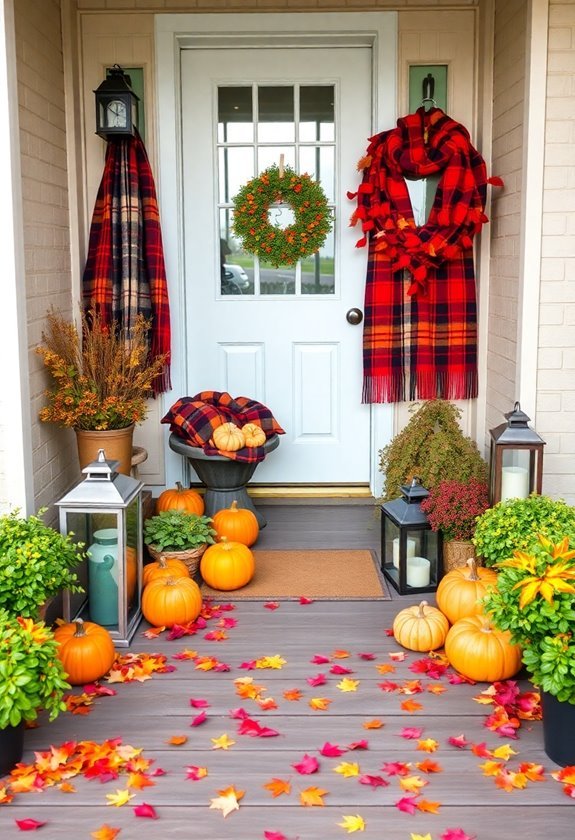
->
[381,478,442,595]
[56,449,144,647]
[489,402,545,505]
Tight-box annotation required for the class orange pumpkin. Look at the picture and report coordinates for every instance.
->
[212,422,245,452]
[242,422,266,448]
[54,619,116,685]
[143,555,190,586]
[156,482,204,515]
[142,576,202,628]
[200,539,255,591]
[393,600,449,652]
[444,614,522,682]
[436,558,498,624]
[212,500,259,547]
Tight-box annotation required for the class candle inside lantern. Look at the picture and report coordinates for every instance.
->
[501,466,529,501]
[392,537,416,569]
[407,556,430,588]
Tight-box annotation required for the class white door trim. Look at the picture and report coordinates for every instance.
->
[155,12,398,496]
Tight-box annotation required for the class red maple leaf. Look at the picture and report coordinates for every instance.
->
[292,754,319,774]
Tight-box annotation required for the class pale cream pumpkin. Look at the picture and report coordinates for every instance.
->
[212,422,245,452]
[242,422,266,448]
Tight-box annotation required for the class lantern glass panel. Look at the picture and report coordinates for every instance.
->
[500,448,531,501]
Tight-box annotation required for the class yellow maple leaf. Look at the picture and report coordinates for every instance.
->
[211,733,236,750]
[300,785,328,806]
[399,775,427,793]
[338,814,366,833]
[256,654,287,669]
[105,789,135,807]
[479,760,504,777]
[411,834,433,840]
[0,785,14,804]
[91,826,121,840]
[309,697,332,710]
[209,791,241,818]
[263,777,291,797]
[334,762,360,778]
[417,738,439,753]
[492,744,518,760]
[337,678,360,692]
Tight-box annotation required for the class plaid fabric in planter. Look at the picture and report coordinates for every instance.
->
[162,391,285,463]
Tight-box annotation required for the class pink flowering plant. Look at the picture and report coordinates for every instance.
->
[421,478,490,542]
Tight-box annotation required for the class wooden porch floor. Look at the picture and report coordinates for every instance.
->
[3,505,573,839]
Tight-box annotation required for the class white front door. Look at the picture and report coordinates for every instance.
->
[180,47,372,484]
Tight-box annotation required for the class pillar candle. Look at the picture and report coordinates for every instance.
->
[501,466,529,501]
[392,537,416,569]
[407,556,430,588]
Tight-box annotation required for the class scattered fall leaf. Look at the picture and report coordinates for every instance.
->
[256,654,287,669]
[492,744,518,760]
[448,733,470,749]
[363,719,384,730]
[309,697,332,711]
[211,734,236,750]
[263,778,292,797]
[338,814,366,833]
[400,726,423,739]
[358,774,389,788]
[263,601,280,610]
[399,774,427,793]
[15,819,47,831]
[395,795,419,814]
[190,711,208,727]
[300,786,328,806]
[185,766,208,781]
[90,826,121,840]
[189,697,209,708]
[320,742,347,757]
[440,830,477,840]
[401,699,423,713]
[416,798,441,813]
[292,754,319,775]
[166,735,188,746]
[209,788,242,818]
[416,759,443,774]
[337,678,360,692]
[417,738,439,753]
[133,802,158,819]
[283,688,303,701]
[334,762,360,778]
[105,789,135,807]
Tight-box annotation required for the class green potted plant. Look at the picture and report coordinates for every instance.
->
[0,509,84,619]
[36,308,168,475]
[420,478,490,571]
[379,400,487,502]
[0,610,70,775]
[144,510,217,580]
[483,533,575,766]
[472,494,575,568]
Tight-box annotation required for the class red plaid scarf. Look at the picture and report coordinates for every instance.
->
[350,108,495,403]
[82,130,171,394]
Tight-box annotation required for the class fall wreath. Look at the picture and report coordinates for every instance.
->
[232,164,332,268]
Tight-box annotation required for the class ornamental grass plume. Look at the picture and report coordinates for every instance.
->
[420,478,490,542]
[36,309,168,431]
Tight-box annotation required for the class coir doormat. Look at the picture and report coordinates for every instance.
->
[200,549,391,600]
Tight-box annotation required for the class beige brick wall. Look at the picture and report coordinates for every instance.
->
[485,0,527,440]
[539,0,575,502]
[14,0,78,514]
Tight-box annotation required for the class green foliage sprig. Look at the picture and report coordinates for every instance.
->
[0,611,70,728]
[420,478,490,542]
[144,511,216,553]
[0,509,84,619]
[483,534,575,703]
[232,164,332,268]
[379,400,487,502]
[472,494,575,567]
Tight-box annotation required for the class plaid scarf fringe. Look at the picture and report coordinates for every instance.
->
[363,370,478,404]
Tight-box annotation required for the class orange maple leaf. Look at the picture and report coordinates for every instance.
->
[401,699,423,713]
[416,798,442,813]
[91,826,121,840]
[427,683,447,695]
[309,697,332,711]
[300,786,328,806]
[479,760,504,777]
[257,697,278,711]
[166,735,188,746]
[332,649,350,659]
[376,663,396,675]
[363,719,384,730]
[416,739,439,753]
[127,772,155,790]
[58,782,77,793]
[400,680,423,695]
[283,689,303,701]
[416,759,443,774]
[519,763,546,782]
[263,778,292,797]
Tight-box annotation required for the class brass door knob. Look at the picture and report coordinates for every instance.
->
[346,307,363,325]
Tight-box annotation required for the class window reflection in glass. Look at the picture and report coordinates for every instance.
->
[259,259,296,296]
[218,87,253,143]
[219,208,254,296]
[299,146,335,203]
[302,219,335,295]
[300,86,334,142]
[258,86,295,142]
[218,147,254,204]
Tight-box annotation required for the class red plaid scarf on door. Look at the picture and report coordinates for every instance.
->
[350,108,496,403]
[82,130,171,394]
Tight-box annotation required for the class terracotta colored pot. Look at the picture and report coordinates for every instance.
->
[75,425,135,476]
[443,540,478,573]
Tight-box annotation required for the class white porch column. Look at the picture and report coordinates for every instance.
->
[0,0,33,513]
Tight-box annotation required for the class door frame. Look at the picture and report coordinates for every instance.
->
[155,12,398,496]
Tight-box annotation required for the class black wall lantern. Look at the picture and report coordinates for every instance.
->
[489,402,545,505]
[381,478,443,595]
[94,65,139,139]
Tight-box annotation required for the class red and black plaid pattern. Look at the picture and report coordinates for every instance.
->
[350,108,492,403]
[82,130,171,394]
[162,391,285,463]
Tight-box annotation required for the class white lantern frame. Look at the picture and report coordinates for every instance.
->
[56,450,144,647]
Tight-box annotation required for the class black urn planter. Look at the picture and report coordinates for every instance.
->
[541,691,575,767]
[0,722,24,776]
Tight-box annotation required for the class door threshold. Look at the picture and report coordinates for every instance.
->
[248,485,373,500]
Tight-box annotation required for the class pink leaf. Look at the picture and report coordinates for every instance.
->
[189,697,210,708]
[238,718,280,738]
[448,734,470,749]
[15,820,46,831]
[347,739,368,751]
[150,768,167,777]
[319,742,346,757]
[358,652,376,660]
[229,707,250,720]
[292,754,319,774]
[263,601,280,610]
[239,660,257,670]
[381,762,411,776]
[133,803,158,819]
[83,684,117,696]
[190,711,207,727]
[441,830,477,840]
[307,673,327,687]
[400,726,423,740]
[359,774,389,788]
[395,796,419,814]
[311,654,331,664]
[299,596,314,605]
[264,832,288,840]
[330,664,353,675]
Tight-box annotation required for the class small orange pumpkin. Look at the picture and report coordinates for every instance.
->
[393,600,449,652]
[156,481,204,515]
[444,614,522,682]
[212,422,245,452]
[143,555,190,586]
[242,422,266,448]
[212,500,259,547]
[54,619,116,685]
[142,576,202,628]
[200,538,255,591]
[436,558,498,624]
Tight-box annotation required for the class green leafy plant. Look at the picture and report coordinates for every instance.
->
[420,478,490,542]
[379,400,487,502]
[483,534,575,703]
[472,494,575,567]
[144,510,216,553]
[0,509,84,618]
[0,611,70,728]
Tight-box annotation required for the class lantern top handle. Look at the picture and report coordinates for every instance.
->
[81,448,120,481]
[505,401,531,427]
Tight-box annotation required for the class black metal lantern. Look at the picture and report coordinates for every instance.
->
[56,450,144,647]
[489,402,545,505]
[94,65,139,139]
[381,478,443,595]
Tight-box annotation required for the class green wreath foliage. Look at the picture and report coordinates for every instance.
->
[232,164,332,268]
